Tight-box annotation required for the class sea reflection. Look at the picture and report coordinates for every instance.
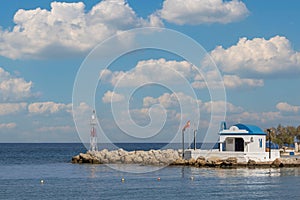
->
[184,166,300,178]
[83,163,300,181]
[88,165,97,178]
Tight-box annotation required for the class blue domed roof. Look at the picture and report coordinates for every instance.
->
[234,124,266,135]
[219,123,266,135]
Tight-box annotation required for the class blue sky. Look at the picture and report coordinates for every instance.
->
[0,0,300,143]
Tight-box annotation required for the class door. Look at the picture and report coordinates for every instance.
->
[235,138,244,152]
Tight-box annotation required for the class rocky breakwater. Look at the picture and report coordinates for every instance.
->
[72,149,181,165]
[270,157,300,167]
[72,149,240,167]
[171,156,239,168]
[72,149,300,168]
[172,157,300,168]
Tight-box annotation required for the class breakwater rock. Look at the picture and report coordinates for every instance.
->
[72,149,300,168]
[72,149,181,165]
[71,149,241,167]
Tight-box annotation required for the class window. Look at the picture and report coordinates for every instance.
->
[259,138,262,148]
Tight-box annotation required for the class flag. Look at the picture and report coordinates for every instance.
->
[182,120,190,132]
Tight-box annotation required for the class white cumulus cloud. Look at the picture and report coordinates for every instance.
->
[143,92,201,109]
[210,36,300,77]
[192,75,264,89]
[101,58,201,89]
[201,100,243,114]
[143,92,241,114]
[276,102,300,113]
[28,101,72,114]
[0,67,33,101]
[228,111,282,126]
[102,58,263,90]
[72,102,92,115]
[0,0,163,59]
[0,103,27,115]
[223,75,264,89]
[102,90,125,103]
[159,0,249,25]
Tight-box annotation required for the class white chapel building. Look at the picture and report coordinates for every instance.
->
[185,123,280,162]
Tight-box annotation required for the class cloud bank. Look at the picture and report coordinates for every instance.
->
[101,58,263,89]
[210,36,300,77]
[0,0,162,59]
[0,0,251,59]
[159,0,249,25]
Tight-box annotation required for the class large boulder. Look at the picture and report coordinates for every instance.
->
[92,158,101,164]
[135,150,146,158]
[221,157,238,167]
[143,156,152,165]
[195,156,206,167]
[145,156,159,165]
[80,153,93,163]
[108,155,120,163]
[100,158,109,164]
[247,159,256,166]
[166,150,180,162]
[162,149,177,160]
[271,158,283,167]
[206,157,223,167]
[123,155,133,164]
[172,158,186,165]
[226,157,238,164]
[71,155,80,163]
[118,149,127,157]
[188,158,196,165]
[133,155,143,164]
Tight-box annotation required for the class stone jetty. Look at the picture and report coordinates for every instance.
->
[72,149,300,168]
[72,149,181,165]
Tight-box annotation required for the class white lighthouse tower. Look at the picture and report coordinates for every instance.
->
[89,110,98,152]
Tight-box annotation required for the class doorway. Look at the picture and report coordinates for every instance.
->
[235,138,244,152]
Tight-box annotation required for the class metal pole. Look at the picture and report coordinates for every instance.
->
[267,129,271,159]
[182,129,185,159]
[193,130,196,150]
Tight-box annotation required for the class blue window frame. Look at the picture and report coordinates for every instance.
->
[259,138,262,148]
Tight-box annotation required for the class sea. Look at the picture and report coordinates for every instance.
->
[0,143,300,200]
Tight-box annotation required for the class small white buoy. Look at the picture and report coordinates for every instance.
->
[121,178,125,182]
[40,179,44,184]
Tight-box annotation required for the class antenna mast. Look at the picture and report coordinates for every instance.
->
[90,110,98,152]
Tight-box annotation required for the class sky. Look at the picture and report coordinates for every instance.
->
[0,0,300,143]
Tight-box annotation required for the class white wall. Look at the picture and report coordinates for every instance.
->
[184,149,280,162]
[220,135,266,153]
[248,135,265,153]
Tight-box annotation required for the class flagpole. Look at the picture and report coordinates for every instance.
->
[182,120,190,159]
[182,129,185,159]
[193,129,197,150]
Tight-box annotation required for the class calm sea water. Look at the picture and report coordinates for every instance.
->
[0,143,300,200]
